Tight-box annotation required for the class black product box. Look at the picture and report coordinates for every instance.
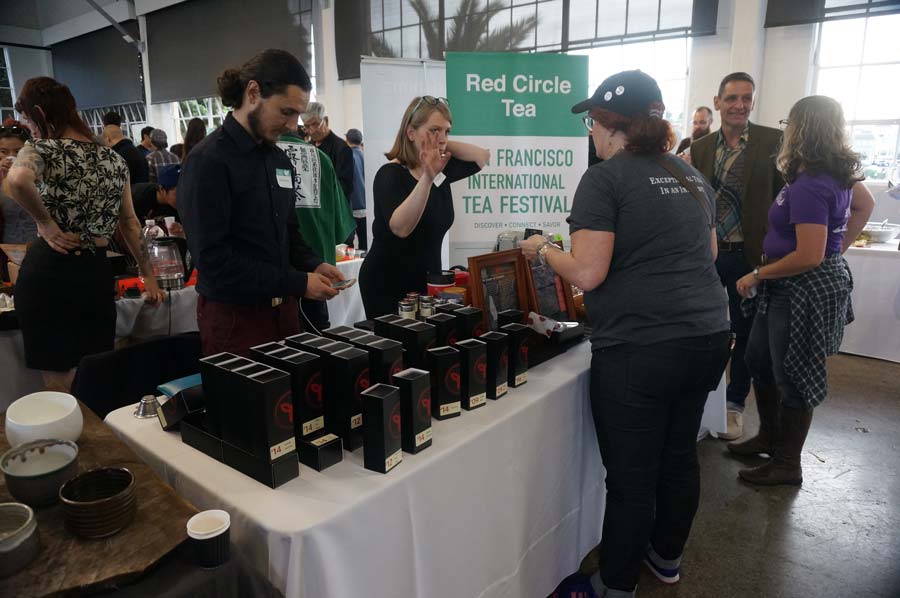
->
[393,368,432,454]
[322,326,357,341]
[479,331,509,400]
[435,302,464,316]
[283,332,320,349]
[287,335,346,357]
[497,309,524,329]
[222,441,299,489]
[395,320,436,369]
[373,314,405,339]
[180,410,224,462]
[224,364,297,463]
[427,346,461,420]
[427,312,458,347]
[501,323,530,387]
[322,344,369,451]
[350,334,405,385]
[251,344,324,439]
[157,384,205,431]
[455,338,487,410]
[361,384,403,474]
[297,431,343,471]
[455,306,484,342]
[199,353,252,434]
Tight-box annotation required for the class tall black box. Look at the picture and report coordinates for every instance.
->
[297,432,343,471]
[251,344,325,439]
[222,442,299,489]
[435,302,464,316]
[455,306,484,341]
[322,326,357,341]
[198,353,252,436]
[501,323,530,387]
[395,320,436,369]
[225,364,297,463]
[455,339,487,410]
[497,309,524,329]
[180,411,224,462]
[349,334,405,385]
[286,334,346,356]
[393,368,432,454]
[283,332,320,349]
[373,314,405,339]
[361,384,403,474]
[322,344,369,451]
[427,312,458,347]
[427,346,461,420]
[479,331,509,399]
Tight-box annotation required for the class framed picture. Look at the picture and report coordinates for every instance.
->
[525,261,577,323]
[468,249,531,331]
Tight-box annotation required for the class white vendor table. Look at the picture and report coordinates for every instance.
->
[105,342,726,598]
[326,258,366,327]
[842,239,900,363]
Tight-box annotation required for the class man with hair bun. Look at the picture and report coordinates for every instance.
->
[179,48,346,357]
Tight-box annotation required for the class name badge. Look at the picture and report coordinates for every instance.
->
[275,168,293,189]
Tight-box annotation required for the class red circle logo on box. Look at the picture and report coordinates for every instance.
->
[274,391,293,430]
[447,330,458,345]
[474,323,486,338]
[475,353,487,384]
[418,387,432,422]
[500,349,509,372]
[445,363,461,396]
[389,358,404,383]
[519,341,529,363]
[389,402,402,440]
[355,368,371,395]
[305,371,323,410]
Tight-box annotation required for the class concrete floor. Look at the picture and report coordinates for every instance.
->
[555,354,900,598]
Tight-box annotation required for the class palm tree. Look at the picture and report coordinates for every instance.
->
[369,33,398,58]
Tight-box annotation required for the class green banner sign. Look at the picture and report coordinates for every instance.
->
[446,52,588,137]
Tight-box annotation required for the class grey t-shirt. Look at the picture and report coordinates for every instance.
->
[568,151,729,350]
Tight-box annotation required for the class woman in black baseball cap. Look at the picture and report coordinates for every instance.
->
[522,70,731,597]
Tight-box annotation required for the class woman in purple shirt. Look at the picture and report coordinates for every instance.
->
[734,96,873,486]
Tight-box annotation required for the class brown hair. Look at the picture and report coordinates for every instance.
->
[181,117,207,161]
[385,97,453,169]
[593,102,675,156]
[776,95,862,188]
[218,49,312,109]
[14,77,94,140]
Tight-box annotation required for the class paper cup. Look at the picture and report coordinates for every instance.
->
[164,216,176,229]
[186,509,230,568]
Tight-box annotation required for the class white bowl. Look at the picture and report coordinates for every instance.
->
[862,222,900,243]
[5,392,83,447]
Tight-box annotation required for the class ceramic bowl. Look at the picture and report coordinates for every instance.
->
[0,502,40,578]
[1,439,80,507]
[5,392,83,447]
[59,467,136,539]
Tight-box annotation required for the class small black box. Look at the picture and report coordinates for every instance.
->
[180,410,224,462]
[497,309,524,329]
[361,384,403,474]
[157,384,205,431]
[225,364,297,463]
[479,331,509,400]
[395,320,436,369]
[251,344,325,439]
[322,345,370,451]
[222,442,299,489]
[393,368,432,454]
[349,334,405,385]
[297,432,343,471]
[198,353,249,432]
[427,346,461,420]
[427,312,459,347]
[501,323,530,387]
[455,338,487,410]
[455,306,484,341]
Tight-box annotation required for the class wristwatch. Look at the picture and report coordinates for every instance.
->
[752,267,760,280]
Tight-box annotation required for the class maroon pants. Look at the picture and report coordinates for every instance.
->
[197,295,301,358]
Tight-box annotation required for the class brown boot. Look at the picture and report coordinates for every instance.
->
[739,406,813,486]
[727,383,780,456]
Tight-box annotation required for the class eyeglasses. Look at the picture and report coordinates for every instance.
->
[408,96,449,125]
[778,119,789,129]
[0,126,31,140]
[303,119,324,131]
[582,115,594,132]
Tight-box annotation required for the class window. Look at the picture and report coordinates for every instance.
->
[0,48,15,122]
[176,97,228,138]
[81,102,147,138]
[814,13,900,181]
[569,36,691,143]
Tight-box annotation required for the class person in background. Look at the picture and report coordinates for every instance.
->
[675,106,714,155]
[358,96,489,319]
[689,72,784,441]
[0,120,37,245]
[4,77,163,392]
[132,164,183,238]
[302,102,355,202]
[138,125,155,156]
[169,143,184,159]
[146,129,181,184]
[102,111,149,184]
[734,95,874,486]
[523,70,730,598]
[180,117,207,162]
[345,127,367,249]
[278,124,356,332]
[179,49,343,357]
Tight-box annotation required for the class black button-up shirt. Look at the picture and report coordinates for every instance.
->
[180,113,323,305]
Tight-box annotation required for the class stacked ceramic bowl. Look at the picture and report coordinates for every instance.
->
[59,468,137,539]
[0,503,40,578]
[1,439,79,507]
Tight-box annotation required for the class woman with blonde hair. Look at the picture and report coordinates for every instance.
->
[359,96,489,318]
[735,95,873,486]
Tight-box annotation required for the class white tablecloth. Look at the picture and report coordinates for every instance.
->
[842,240,900,363]
[326,258,366,327]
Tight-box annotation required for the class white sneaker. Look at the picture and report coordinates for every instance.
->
[720,409,743,441]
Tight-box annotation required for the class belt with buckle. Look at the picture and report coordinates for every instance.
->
[271,297,285,307]
[717,240,744,252]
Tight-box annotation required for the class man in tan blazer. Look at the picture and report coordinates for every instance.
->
[689,72,784,441]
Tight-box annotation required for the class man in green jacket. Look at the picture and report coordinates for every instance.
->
[689,72,784,441]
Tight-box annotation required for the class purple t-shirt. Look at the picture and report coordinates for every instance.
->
[763,172,851,259]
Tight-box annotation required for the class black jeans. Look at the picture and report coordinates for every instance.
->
[591,331,731,592]
[715,248,754,409]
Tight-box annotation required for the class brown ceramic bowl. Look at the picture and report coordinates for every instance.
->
[59,467,136,539]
